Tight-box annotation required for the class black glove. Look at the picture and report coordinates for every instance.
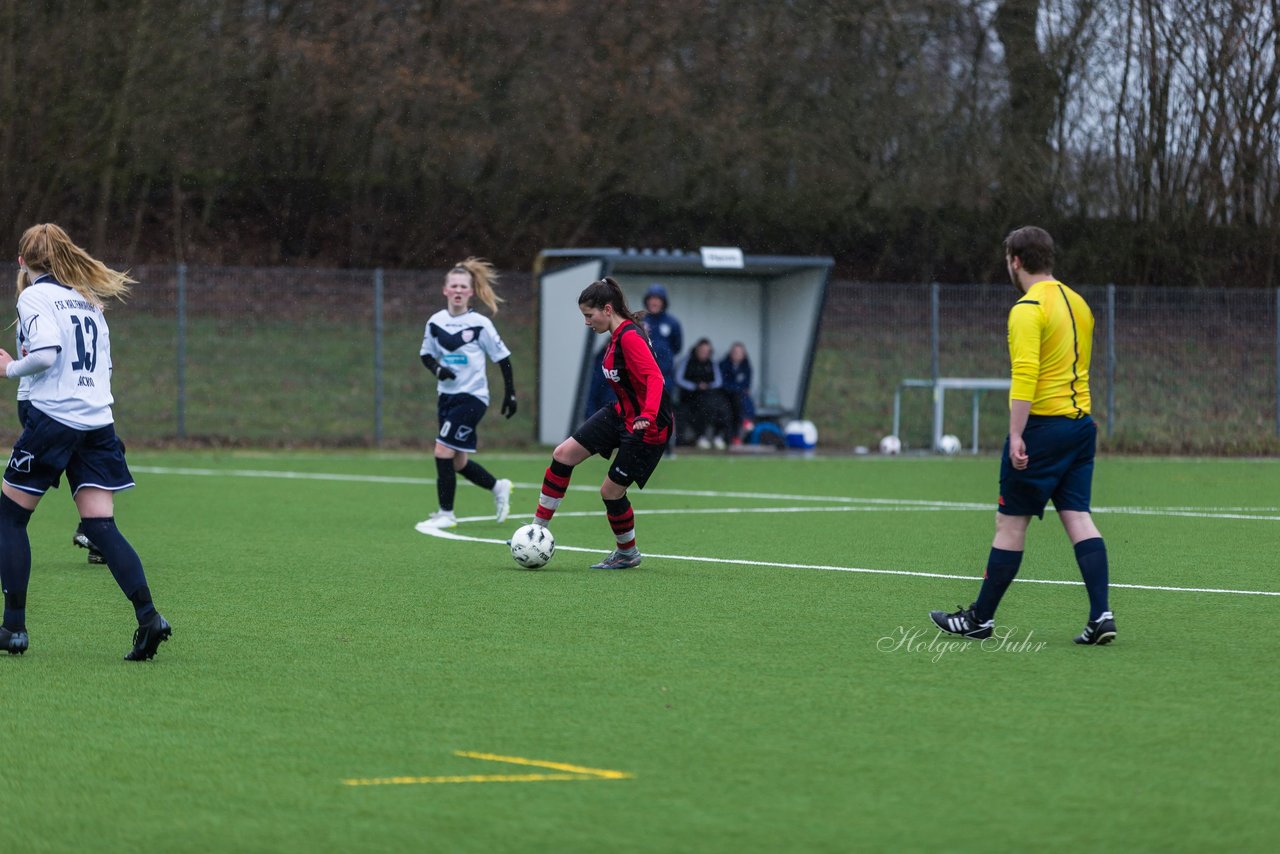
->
[421,354,457,381]
[501,390,518,419]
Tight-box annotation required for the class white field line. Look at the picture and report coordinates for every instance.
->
[130,465,1280,597]
[131,466,1280,521]
[418,513,1280,598]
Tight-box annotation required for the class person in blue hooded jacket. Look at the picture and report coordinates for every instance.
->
[643,284,683,387]
[643,284,683,453]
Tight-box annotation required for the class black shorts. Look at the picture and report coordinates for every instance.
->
[436,393,488,453]
[4,406,134,497]
[573,406,665,489]
[998,414,1096,519]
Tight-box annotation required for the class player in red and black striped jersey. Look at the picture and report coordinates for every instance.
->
[527,277,674,569]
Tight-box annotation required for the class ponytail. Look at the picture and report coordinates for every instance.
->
[450,257,503,314]
[17,223,134,307]
[578,277,644,325]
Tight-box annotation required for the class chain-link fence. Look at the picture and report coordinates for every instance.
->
[816,282,1279,454]
[1,267,1275,454]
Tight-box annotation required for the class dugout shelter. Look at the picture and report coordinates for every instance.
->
[533,247,834,446]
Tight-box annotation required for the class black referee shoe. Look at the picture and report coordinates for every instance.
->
[929,605,994,639]
[1,626,29,655]
[1073,611,1117,645]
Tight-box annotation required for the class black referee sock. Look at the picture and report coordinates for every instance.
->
[435,457,457,512]
[972,547,1024,623]
[458,460,497,491]
[78,517,156,622]
[1074,537,1110,620]
[2,591,26,632]
[0,494,33,630]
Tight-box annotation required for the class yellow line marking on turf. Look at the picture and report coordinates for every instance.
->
[454,750,632,779]
[342,751,632,786]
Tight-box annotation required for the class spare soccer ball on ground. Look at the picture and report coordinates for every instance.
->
[879,435,902,455]
[509,523,555,569]
[939,434,962,455]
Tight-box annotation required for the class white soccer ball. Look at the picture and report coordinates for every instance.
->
[879,435,902,455]
[939,434,962,455]
[509,523,555,569]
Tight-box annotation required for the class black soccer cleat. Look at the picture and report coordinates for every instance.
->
[124,613,172,661]
[1074,611,1117,645]
[929,605,994,639]
[1,626,30,655]
[74,527,107,565]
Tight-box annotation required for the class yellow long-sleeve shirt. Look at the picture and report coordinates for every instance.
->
[1008,279,1093,417]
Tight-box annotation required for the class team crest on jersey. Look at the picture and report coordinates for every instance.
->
[8,451,34,473]
[430,322,486,352]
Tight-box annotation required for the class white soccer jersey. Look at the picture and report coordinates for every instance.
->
[419,308,511,405]
[15,326,30,402]
[17,276,115,429]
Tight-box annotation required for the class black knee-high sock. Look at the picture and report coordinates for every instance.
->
[458,460,497,491]
[0,495,33,630]
[1074,537,1110,620]
[972,547,1024,622]
[78,517,156,623]
[435,457,457,512]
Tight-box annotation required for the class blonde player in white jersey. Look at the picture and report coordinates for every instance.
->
[416,258,517,529]
[12,323,104,566]
[0,223,170,660]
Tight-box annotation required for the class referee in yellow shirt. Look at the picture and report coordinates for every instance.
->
[931,226,1115,645]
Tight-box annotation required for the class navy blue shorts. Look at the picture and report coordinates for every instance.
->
[4,406,134,496]
[436,393,488,454]
[998,414,1097,519]
[573,405,665,489]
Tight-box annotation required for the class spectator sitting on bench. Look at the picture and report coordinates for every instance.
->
[676,338,733,450]
[719,341,755,445]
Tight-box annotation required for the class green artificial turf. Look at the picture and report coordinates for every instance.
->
[3,450,1277,852]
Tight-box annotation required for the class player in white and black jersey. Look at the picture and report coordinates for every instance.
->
[0,223,171,660]
[416,258,518,530]
[11,323,104,566]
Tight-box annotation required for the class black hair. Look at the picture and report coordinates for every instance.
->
[578,277,645,324]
